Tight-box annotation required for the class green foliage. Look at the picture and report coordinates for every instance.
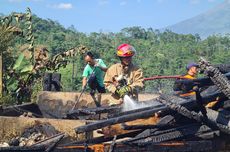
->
[0,95,16,106]
[3,12,230,99]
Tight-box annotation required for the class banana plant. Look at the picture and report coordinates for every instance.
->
[5,45,88,104]
[0,14,23,98]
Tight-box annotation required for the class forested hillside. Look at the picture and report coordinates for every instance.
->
[2,14,230,102]
[166,0,230,38]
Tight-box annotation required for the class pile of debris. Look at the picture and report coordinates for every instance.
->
[56,58,230,151]
[1,57,230,152]
[9,122,59,147]
[0,122,65,151]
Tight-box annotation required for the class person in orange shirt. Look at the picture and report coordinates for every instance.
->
[173,62,199,98]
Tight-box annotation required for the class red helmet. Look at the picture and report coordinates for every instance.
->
[116,44,136,57]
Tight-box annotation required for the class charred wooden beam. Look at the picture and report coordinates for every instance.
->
[0,102,43,117]
[206,108,230,127]
[108,135,117,152]
[75,92,226,134]
[109,102,162,118]
[199,57,230,99]
[123,123,215,146]
[62,130,142,146]
[75,105,167,134]
[119,140,214,152]
[159,94,230,134]
[218,109,230,119]
[0,145,46,152]
[110,91,225,119]
[45,134,65,152]
[66,105,120,119]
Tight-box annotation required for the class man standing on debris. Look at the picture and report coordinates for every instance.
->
[82,51,108,106]
[104,43,144,105]
[173,62,199,97]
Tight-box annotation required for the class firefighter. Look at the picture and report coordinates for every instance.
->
[104,43,144,105]
[82,51,108,105]
[173,62,199,98]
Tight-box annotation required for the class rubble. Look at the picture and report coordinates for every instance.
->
[1,58,230,151]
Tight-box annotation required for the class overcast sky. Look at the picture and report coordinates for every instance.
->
[0,0,225,33]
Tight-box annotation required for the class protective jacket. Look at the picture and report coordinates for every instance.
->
[104,63,144,105]
[173,74,196,97]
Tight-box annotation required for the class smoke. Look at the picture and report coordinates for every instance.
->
[122,95,160,111]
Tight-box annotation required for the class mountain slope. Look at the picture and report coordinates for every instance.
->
[165,0,230,38]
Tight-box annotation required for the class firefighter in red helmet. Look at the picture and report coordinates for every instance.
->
[104,44,144,105]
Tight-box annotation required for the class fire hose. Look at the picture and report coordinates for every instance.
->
[144,75,189,81]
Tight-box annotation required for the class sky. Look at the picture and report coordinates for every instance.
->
[0,0,225,33]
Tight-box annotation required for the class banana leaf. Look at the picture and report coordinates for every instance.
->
[20,64,33,73]
[13,53,25,70]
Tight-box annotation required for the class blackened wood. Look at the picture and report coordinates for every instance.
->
[160,94,230,134]
[195,130,220,139]
[45,134,65,152]
[126,124,213,146]
[62,130,142,146]
[75,105,167,134]
[75,91,227,134]
[117,140,214,152]
[206,108,230,128]
[0,102,43,117]
[109,103,162,118]
[110,92,224,118]
[66,105,120,118]
[108,135,117,152]
[0,146,46,152]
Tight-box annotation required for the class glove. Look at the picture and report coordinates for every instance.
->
[115,85,131,98]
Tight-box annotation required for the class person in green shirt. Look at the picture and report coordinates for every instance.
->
[82,51,108,105]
